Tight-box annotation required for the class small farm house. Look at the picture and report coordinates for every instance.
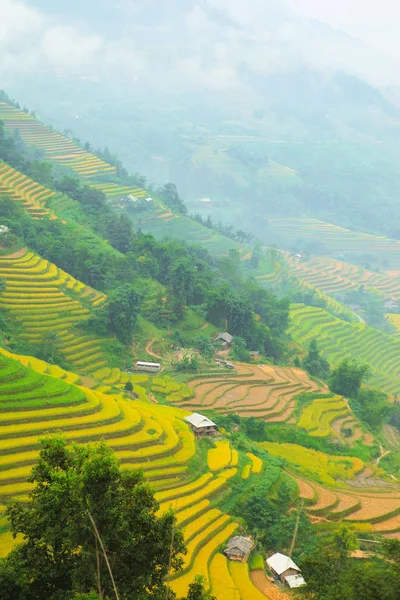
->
[136,361,161,372]
[224,536,254,563]
[184,413,217,437]
[266,553,306,587]
[214,332,233,348]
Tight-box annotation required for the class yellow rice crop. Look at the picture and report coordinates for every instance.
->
[229,562,267,600]
[207,440,231,471]
[210,553,241,600]
[156,473,213,503]
[0,390,119,436]
[182,508,222,541]
[0,390,97,422]
[246,452,262,474]
[158,472,232,514]
[298,396,347,436]
[230,449,239,467]
[175,500,210,525]
[258,442,364,486]
[171,521,238,598]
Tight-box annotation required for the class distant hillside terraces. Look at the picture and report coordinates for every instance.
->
[289,303,400,396]
[287,254,400,301]
[269,218,400,266]
[0,248,108,373]
[0,102,115,178]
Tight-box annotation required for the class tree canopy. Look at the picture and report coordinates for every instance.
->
[329,359,370,398]
[2,437,186,600]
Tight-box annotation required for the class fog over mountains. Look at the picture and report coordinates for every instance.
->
[3,0,400,241]
[2,0,400,96]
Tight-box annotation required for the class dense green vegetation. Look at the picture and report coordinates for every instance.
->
[0,195,290,360]
[300,526,400,600]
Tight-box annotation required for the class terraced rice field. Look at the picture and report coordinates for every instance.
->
[269,217,400,266]
[289,471,400,539]
[259,442,364,486]
[297,395,364,444]
[0,102,115,178]
[253,259,358,323]
[174,363,326,422]
[0,349,248,587]
[0,161,59,220]
[89,182,147,199]
[287,254,400,300]
[0,248,108,373]
[289,303,400,396]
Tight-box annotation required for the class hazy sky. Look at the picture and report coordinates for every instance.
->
[1,0,400,93]
[290,0,400,58]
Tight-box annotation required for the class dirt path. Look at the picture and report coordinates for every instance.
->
[145,339,162,360]
[376,442,391,466]
[251,570,290,600]
[2,247,26,259]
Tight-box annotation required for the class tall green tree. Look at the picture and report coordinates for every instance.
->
[3,437,185,600]
[106,284,142,345]
[329,359,370,398]
[302,339,330,380]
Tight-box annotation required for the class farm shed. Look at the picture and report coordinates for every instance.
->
[224,536,254,562]
[184,413,218,437]
[266,552,302,584]
[214,332,233,347]
[136,361,161,372]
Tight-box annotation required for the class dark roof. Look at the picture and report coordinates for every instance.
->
[225,536,254,555]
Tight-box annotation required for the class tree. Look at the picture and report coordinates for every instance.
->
[329,359,370,398]
[302,339,330,380]
[5,437,186,600]
[351,389,391,431]
[106,284,142,345]
[186,576,216,600]
[38,330,61,363]
[230,337,251,362]
[158,183,187,215]
[124,380,133,393]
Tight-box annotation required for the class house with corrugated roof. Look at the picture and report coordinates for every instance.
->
[224,536,254,562]
[184,413,218,437]
[266,552,306,587]
[214,332,233,348]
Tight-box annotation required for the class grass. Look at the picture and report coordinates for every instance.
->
[248,552,265,571]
